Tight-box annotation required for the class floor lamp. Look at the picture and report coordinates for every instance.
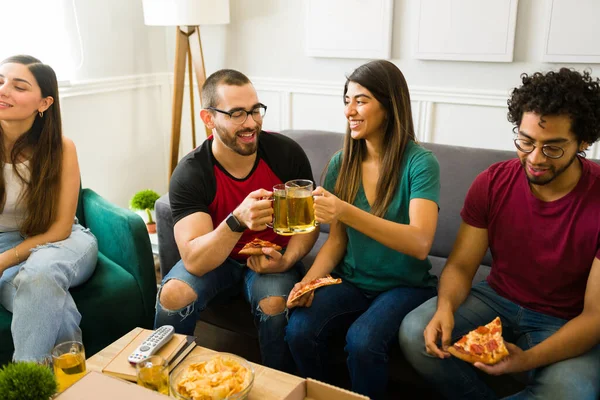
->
[142,0,230,177]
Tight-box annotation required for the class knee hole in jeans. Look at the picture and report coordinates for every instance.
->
[159,280,197,310]
[258,296,286,315]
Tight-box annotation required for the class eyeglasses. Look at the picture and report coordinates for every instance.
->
[206,104,267,125]
[513,138,574,159]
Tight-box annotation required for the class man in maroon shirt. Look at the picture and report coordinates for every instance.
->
[399,68,600,399]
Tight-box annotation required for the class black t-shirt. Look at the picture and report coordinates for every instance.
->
[169,131,314,261]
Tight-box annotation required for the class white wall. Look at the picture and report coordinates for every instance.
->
[57,0,600,208]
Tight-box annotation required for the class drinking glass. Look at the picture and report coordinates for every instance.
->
[136,355,169,395]
[285,179,317,233]
[51,341,87,393]
[269,184,294,236]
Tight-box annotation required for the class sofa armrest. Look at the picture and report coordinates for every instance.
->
[81,188,157,325]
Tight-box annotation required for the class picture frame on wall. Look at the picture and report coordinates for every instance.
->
[305,0,393,60]
[542,0,600,63]
[413,0,519,63]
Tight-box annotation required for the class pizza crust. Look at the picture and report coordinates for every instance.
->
[448,346,501,365]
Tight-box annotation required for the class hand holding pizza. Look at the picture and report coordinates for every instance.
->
[313,187,345,225]
[286,275,342,308]
[287,281,315,308]
[473,342,523,375]
[234,189,274,231]
[246,246,288,274]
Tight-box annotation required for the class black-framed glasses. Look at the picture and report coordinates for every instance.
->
[513,138,574,159]
[206,104,267,125]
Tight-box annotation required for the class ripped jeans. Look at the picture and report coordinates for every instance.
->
[154,258,304,372]
[0,223,98,362]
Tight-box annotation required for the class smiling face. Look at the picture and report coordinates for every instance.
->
[208,83,262,156]
[0,62,52,128]
[517,112,586,187]
[344,81,387,141]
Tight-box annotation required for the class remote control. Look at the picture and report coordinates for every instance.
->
[128,325,175,365]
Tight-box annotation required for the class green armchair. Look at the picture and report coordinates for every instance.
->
[0,188,157,365]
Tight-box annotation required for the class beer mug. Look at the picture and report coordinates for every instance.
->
[268,184,294,236]
[285,179,317,233]
[52,341,87,393]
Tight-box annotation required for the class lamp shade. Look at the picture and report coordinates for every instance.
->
[142,0,230,26]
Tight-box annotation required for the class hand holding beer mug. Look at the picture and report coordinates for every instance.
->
[51,341,87,393]
[313,186,344,224]
[136,355,169,395]
[285,179,318,233]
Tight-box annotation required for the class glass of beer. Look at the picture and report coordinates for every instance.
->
[51,341,87,393]
[136,355,169,395]
[269,184,294,236]
[285,179,316,233]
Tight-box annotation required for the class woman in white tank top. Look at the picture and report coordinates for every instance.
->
[0,55,98,363]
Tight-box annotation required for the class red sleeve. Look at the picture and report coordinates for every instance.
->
[460,170,491,229]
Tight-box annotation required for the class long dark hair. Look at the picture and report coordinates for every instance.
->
[0,55,63,235]
[334,60,416,217]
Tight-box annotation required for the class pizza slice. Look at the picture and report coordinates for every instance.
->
[238,237,282,256]
[286,274,342,305]
[448,316,509,365]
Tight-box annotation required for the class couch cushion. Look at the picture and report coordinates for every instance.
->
[156,193,179,277]
[421,143,515,267]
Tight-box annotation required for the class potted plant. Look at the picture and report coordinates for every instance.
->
[0,361,58,400]
[130,189,161,233]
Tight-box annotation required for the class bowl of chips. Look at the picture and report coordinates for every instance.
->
[170,353,254,400]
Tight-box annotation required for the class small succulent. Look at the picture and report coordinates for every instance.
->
[0,361,58,400]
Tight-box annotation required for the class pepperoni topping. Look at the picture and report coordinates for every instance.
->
[485,339,499,352]
[456,336,468,344]
[470,344,485,355]
[476,326,490,335]
[491,327,500,335]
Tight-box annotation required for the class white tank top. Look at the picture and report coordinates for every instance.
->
[0,161,30,232]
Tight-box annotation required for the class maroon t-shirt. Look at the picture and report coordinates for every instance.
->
[169,131,314,262]
[461,157,600,320]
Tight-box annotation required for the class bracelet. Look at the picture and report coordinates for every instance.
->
[14,247,20,264]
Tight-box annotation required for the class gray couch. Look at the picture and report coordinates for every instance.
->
[155,129,599,397]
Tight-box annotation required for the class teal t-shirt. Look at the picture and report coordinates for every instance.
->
[324,141,440,293]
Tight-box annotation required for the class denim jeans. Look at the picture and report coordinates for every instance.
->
[399,281,600,400]
[0,223,98,362]
[154,258,304,373]
[285,277,437,400]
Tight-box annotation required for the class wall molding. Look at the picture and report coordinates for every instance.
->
[59,73,170,98]
[55,73,597,159]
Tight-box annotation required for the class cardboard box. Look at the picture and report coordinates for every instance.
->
[54,371,169,399]
[283,378,370,400]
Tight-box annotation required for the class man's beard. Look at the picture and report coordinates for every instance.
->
[521,152,578,186]
[214,125,259,156]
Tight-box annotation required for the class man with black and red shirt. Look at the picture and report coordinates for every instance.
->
[154,69,318,372]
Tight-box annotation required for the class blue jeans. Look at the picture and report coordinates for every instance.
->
[285,278,437,400]
[154,258,303,372]
[0,223,98,362]
[399,281,600,400]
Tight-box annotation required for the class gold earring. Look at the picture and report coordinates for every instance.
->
[38,111,44,118]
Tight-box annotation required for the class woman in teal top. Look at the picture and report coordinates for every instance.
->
[285,60,440,400]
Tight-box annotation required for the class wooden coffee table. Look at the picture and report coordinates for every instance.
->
[86,327,304,399]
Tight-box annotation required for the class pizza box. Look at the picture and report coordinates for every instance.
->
[283,378,370,400]
[54,371,169,399]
